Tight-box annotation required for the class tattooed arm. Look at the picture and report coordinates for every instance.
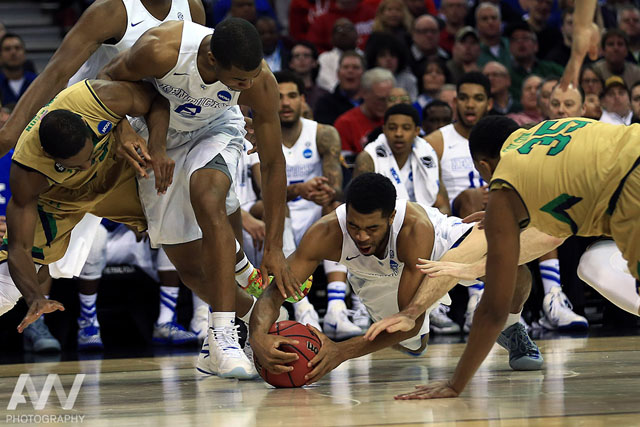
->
[316,124,344,204]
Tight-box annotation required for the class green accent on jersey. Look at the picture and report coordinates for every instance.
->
[37,205,58,247]
[516,119,591,156]
[540,193,583,234]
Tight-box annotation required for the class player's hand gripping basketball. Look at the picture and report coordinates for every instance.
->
[18,297,65,333]
[250,331,300,374]
[364,312,416,341]
[304,325,343,385]
[394,380,459,400]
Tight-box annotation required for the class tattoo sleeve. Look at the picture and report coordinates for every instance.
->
[317,124,343,200]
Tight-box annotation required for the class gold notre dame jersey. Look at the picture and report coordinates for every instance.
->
[0,80,146,264]
[490,118,640,238]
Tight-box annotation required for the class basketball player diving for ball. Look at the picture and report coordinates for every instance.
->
[250,173,563,384]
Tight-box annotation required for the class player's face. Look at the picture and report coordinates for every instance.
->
[549,86,584,119]
[345,207,394,257]
[455,83,492,128]
[383,114,420,157]
[52,139,93,171]
[213,62,262,91]
[278,82,303,126]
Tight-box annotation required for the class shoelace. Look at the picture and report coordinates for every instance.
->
[212,326,243,357]
[509,324,539,357]
[29,318,53,337]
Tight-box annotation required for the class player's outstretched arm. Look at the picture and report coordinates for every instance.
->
[250,219,332,374]
[559,0,599,89]
[7,165,65,332]
[240,67,298,299]
[0,0,128,157]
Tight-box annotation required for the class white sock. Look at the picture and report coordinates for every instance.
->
[157,286,179,324]
[238,296,257,324]
[539,259,561,294]
[327,281,347,309]
[502,311,522,331]
[235,253,256,288]
[351,293,365,309]
[578,241,640,316]
[293,296,312,311]
[468,283,484,296]
[210,311,236,329]
[79,293,99,326]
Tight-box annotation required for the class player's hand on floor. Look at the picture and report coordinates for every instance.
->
[394,380,459,400]
[305,325,342,384]
[147,148,175,195]
[261,249,302,301]
[417,259,479,281]
[251,332,299,374]
[18,298,65,333]
[364,313,416,341]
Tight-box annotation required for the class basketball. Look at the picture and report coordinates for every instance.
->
[254,320,322,388]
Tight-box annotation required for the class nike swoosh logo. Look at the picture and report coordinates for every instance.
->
[325,322,337,329]
[173,72,189,76]
[345,255,360,261]
[131,20,144,27]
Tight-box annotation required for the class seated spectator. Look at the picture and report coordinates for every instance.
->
[524,0,562,59]
[599,75,633,125]
[334,67,395,162]
[308,0,377,53]
[506,21,563,102]
[437,83,457,114]
[211,0,277,25]
[619,6,640,64]
[592,29,640,89]
[548,82,586,119]
[579,65,604,96]
[465,0,522,28]
[584,93,603,120]
[446,26,481,85]
[414,57,450,117]
[439,0,469,55]
[0,33,37,105]
[366,86,411,142]
[371,0,414,41]
[421,99,453,135]
[365,32,418,100]
[288,41,327,111]
[482,61,516,115]
[507,74,544,126]
[408,14,450,81]
[476,2,511,68]
[314,50,365,124]
[632,81,640,122]
[256,16,288,72]
[545,7,574,67]
[288,0,331,41]
[316,18,362,92]
[537,76,560,119]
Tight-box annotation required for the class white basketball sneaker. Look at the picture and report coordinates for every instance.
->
[464,290,483,333]
[429,304,461,335]
[197,325,257,379]
[539,287,588,330]
[323,300,363,340]
[294,302,321,331]
[190,305,209,342]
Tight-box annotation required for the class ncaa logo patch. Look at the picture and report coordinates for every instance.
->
[376,146,387,157]
[217,91,232,102]
[421,156,435,168]
[54,162,66,173]
[97,120,113,135]
[303,148,313,159]
[177,12,184,20]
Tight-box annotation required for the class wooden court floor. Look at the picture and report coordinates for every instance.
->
[1,336,639,426]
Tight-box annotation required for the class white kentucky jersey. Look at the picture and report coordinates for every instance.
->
[68,0,192,85]
[236,140,260,209]
[154,21,243,132]
[439,123,484,202]
[284,118,324,244]
[364,134,439,206]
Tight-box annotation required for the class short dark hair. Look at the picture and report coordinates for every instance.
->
[423,99,452,119]
[274,70,305,96]
[291,40,319,60]
[505,21,534,39]
[456,71,492,98]
[601,28,629,50]
[417,57,451,93]
[469,116,519,161]
[364,32,408,73]
[339,50,366,69]
[384,103,420,126]
[211,18,263,70]
[631,80,640,94]
[345,173,396,217]
[39,110,91,159]
[0,32,24,49]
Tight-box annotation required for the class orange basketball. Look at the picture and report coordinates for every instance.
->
[254,320,322,388]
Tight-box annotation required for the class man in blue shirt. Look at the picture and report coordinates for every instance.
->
[0,34,37,106]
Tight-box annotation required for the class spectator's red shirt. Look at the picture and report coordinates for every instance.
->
[289,0,332,42]
[439,28,455,55]
[334,106,382,155]
[308,3,377,52]
[363,0,436,15]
